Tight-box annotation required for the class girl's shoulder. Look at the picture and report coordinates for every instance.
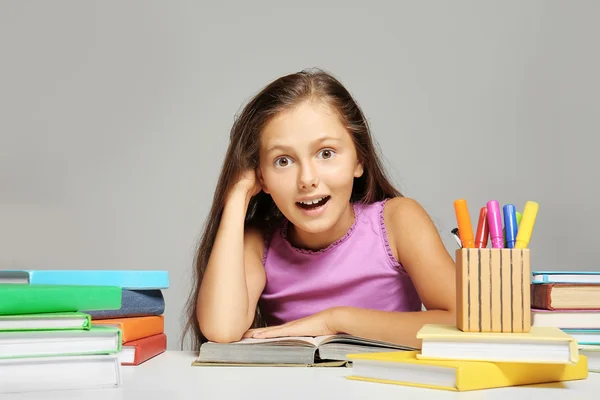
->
[381,196,432,261]
[382,196,425,217]
[356,196,426,226]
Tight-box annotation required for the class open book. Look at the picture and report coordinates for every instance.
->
[193,334,416,367]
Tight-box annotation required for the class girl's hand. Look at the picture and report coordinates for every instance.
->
[230,169,262,200]
[242,309,338,339]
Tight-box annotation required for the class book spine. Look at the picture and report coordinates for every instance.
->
[85,289,164,319]
[530,284,552,310]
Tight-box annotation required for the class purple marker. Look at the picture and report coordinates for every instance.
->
[486,200,504,248]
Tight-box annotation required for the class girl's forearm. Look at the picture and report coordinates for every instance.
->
[329,307,455,349]
[197,189,252,342]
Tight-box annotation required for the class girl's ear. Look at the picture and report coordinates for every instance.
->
[256,168,269,194]
[354,161,364,178]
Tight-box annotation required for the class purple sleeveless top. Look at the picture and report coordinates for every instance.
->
[258,199,422,326]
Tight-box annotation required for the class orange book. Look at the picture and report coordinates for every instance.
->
[92,315,164,343]
[119,333,167,366]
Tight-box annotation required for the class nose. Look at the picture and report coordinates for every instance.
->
[297,162,319,190]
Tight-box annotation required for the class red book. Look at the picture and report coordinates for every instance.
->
[531,283,600,310]
[119,333,167,366]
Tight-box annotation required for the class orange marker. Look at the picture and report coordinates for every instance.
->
[454,199,475,248]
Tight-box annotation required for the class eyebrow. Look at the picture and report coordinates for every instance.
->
[265,136,341,154]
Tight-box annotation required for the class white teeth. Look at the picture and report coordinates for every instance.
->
[299,196,326,205]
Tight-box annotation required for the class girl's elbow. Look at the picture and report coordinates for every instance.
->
[202,327,243,344]
[197,312,244,343]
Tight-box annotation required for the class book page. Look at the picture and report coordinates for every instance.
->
[315,334,416,350]
[310,335,337,346]
[213,336,320,347]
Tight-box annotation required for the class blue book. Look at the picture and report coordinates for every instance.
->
[0,270,169,289]
[532,271,600,284]
[83,289,164,319]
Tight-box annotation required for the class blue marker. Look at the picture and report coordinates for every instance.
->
[503,204,518,248]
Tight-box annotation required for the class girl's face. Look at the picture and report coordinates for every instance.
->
[258,101,364,239]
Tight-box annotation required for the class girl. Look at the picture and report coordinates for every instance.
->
[183,68,456,351]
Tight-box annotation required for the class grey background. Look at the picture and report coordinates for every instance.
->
[1,1,598,350]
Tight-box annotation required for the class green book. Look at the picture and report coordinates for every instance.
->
[0,284,121,316]
[0,312,91,331]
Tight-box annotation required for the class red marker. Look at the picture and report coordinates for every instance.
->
[474,206,489,248]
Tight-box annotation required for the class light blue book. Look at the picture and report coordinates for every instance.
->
[532,271,600,284]
[0,270,169,289]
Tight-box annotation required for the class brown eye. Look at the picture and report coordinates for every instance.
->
[318,149,335,159]
[274,157,291,167]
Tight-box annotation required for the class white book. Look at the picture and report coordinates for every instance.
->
[0,354,121,393]
[532,309,600,329]
[0,312,91,331]
[416,324,579,364]
[579,345,600,372]
[532,271,600,284]
[0,326,121,359]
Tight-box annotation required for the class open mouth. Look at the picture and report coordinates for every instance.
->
[296,196,331,210]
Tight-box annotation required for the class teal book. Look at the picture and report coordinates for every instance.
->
[0,284,121,316]
[0,270,169,289]
[0,325,122,359]
[562,329,600,345]
[0,312,91,331]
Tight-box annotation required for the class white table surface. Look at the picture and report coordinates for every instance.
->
[3,351,599,400]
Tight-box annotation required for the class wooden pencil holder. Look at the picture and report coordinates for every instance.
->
[455,248,531,333]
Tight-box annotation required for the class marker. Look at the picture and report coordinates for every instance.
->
[454,199,474,248]
[474,207,489,248]
[451,228,463,248]
[486,200,504,248]
[515,201,539,249]
[503,204,518,248]
[503,211,522,247]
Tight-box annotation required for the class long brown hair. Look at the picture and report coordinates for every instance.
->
[181,68,402,351]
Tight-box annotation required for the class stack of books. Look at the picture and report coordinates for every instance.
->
[0,284,123,394]
[0,270,169,368]
[344,246,590,391]
[531,270,600,373]
[346,324,588,392]
[88,270,169,366]
[344,199,593,391]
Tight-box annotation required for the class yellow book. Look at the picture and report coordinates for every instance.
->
[416,324,579,364]
[346,351,588,392]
